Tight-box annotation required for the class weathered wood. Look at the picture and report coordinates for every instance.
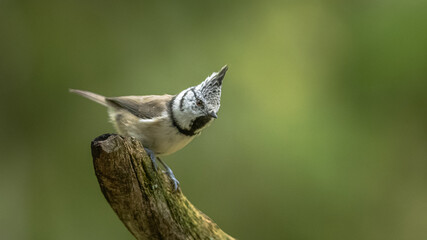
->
[91,134,234,240]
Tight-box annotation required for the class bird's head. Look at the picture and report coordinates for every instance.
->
[172,65,228,135]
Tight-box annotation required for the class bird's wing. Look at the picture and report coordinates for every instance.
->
[106,94,174,119]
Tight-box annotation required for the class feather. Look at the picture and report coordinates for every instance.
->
[69,89,108,106]
[106,95,173,119]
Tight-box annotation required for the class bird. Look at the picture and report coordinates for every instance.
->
[70,65,228,190]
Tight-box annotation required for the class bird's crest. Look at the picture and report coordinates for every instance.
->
[194,65,228,113]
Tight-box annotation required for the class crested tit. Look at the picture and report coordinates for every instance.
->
[70,65,228,190]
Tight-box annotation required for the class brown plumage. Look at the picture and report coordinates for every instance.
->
[106,95,173,120]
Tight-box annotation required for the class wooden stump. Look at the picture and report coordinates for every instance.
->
[91,134,235,240]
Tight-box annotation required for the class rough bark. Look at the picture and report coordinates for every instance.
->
[91,134,235,240]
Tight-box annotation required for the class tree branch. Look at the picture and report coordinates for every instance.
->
[91,134,235,240]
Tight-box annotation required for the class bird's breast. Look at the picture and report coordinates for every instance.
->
[109,109,196,156]
[134,117,195,156]
[155,133,194,156]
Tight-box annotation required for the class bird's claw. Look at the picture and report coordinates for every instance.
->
[158,158,180,191]
[165,169,180,191]
[143,148,180,191]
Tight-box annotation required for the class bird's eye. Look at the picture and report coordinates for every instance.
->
[196,100,204,107]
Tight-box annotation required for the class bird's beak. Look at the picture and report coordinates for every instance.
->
[209,111,218,119]
[213,65,228,84]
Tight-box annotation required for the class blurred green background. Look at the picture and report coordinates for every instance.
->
[1,0,427,239]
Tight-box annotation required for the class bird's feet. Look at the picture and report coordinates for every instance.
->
[158,157,180,191]
[143,148,180,191]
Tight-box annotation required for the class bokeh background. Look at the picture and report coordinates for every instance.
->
[1,0,427,239]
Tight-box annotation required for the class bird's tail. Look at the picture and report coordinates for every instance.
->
[69,89,108,107]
